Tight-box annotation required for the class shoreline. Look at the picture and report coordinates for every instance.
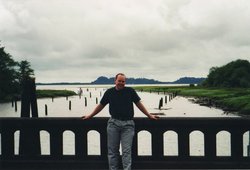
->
[133,86,250,116]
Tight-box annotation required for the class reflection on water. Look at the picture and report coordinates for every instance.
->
[0,85,248,156]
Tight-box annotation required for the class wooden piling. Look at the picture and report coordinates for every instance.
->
[14,100,17,112]
[45,104,48,116]
[85,97,87,107]
[158,97,163,110]
[19,78,41,156]
[69,100,71,110]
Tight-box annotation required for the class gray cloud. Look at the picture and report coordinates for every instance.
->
[1,0,250,83]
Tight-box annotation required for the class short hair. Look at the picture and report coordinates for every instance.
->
[115,73,125,80]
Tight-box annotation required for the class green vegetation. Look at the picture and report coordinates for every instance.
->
[36,89,76,98]
[134,59,250,115]
[18,60,34,84]
[202,59,250,88]
[134,86,250,115]
[0,44,34,102]
[0,46,19,101]
[0,43,75,102]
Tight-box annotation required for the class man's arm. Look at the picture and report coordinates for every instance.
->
[135,101,159,120]
[82,104,105,119]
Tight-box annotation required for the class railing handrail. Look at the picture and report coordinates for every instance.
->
[1,117,250,169]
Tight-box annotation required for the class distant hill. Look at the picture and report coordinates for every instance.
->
[91,76,205,84]
[36,76,206,85]
[91,76,163,84]
[36,82,89,85]
[172,77,206,84]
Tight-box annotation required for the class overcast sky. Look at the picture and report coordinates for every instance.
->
[1,0,250,83]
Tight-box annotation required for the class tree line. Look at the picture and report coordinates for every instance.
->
[0,44,34,102]
[202,59,250,88]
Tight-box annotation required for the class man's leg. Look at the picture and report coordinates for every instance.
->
[121,120,135,170]
[107,118,121,170]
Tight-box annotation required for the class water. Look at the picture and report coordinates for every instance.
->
[0,84,249,157]
[0,84,237,118]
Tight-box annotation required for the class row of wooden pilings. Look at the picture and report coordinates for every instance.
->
[157,91,178,110]
[44,89,179,115]
[44,89,102,116]
[137,88,179,110]
[44,97,100,116]
[10,86,103,116]
[11,88,179,115]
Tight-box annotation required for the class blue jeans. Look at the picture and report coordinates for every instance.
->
[107,118,135,170]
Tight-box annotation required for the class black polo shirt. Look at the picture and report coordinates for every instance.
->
[100,87,141,120]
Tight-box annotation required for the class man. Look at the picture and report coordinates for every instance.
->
[82,73,159,170]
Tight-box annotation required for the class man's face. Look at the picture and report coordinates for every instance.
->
[115,75,126,90]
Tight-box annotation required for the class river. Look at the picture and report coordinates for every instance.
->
[0,84,249,157]
[0,84,238,118]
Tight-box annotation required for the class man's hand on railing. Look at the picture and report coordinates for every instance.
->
[148,114,160,120]
[81,115,92,120]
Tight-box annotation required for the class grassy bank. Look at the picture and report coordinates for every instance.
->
[36,89,76,98]
[134,86,250,115]
[0,90,76,103]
